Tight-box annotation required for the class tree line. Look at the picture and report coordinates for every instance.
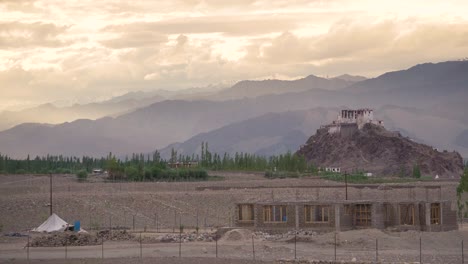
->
[0,141,316,181]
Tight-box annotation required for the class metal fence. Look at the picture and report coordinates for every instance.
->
[13,231,465,264]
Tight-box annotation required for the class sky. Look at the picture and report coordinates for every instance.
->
[1,0,468,110]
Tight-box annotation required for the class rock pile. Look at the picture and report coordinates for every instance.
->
[30,232,99,247]
[160,232,216,243]
[97,230,134,241]
[255,230,319,241]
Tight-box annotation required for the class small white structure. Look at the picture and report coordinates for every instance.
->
[364,172,373,177]
[32,213,69,233]
[325,167,341,173]
[92,168,103,174]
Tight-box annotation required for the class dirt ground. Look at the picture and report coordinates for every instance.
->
[0,172,464,263]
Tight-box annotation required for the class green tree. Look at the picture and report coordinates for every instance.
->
[76,170,88,181]
[412,164,421,178]
[457,169,468,222]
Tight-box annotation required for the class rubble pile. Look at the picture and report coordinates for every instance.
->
[255,230,319,241]
[160,232,216,243]
[30,232,99,247]
[97,230,134,241]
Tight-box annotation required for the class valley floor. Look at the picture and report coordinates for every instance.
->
[0,172,464,263]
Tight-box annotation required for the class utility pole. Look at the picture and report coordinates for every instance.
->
[345,171,348,200]
[50,173,53,215]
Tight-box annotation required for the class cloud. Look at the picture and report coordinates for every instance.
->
[103,15,299,36]
[0,1,468,108]
[0,21,70,49]
[100,31,168,49]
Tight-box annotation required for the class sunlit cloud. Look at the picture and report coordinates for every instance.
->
[0,0,467,108]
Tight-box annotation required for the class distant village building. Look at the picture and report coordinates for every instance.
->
[324,108,384,135]
[325,167,341,173]
[92,168,103,174]
[168,161,199,169]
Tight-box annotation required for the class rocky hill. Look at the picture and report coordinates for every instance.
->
[296,123,464,178]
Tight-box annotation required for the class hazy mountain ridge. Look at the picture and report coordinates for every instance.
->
[159,108,337,159]
[208,74,354,100]
[0,60,467,158]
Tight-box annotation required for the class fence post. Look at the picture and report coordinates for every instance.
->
[154,213,156,231]
[140,232,142,258]
[109,215,112,235]
[173,209,177,233]
[294,232,297,260]
[65,237,67,259]
[375,238,378,263]
[196,209,199,234]
[462,240,464,264]
[252,234,255,260]
[420,236,422,264]
[216,235,218,258]
[133,215,135,231]
[101,237,104,259]
[334,232,337,261]
[27,234,30,261]
[179,218,182,257]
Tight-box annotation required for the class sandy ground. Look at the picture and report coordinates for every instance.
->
[0,172,464,263]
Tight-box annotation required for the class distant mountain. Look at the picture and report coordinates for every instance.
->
[348,60,468,95]
[455,130,468,148]
[159,108,338,159]
[332,74,367,82]
[209,74,352,100]
[0,60,467,158]
[0,95,165,132]
[158,104,468,160]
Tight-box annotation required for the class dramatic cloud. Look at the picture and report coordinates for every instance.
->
[0,0,467,109]
[0,21,70,48]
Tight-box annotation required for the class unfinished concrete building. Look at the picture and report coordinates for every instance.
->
[235,200,457,232]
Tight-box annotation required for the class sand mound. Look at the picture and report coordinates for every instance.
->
[222,229,254,242]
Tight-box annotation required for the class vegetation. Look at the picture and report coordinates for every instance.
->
[76,170,88,181]
[456,168,468,220]
[0,141,317,181]
[320,171,432,184]
[412,164,421,178]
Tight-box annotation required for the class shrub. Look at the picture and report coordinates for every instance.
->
[76,170,88,181]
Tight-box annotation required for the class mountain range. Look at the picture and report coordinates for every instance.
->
[0,60,467,160]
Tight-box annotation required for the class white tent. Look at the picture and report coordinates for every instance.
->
[32,213,69,233]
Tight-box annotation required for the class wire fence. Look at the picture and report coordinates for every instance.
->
[13,231,466,264]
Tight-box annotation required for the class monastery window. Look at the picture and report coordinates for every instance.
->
[238,204,254,222]
[400,204,415,225]
[355,204,372,226]
[263,205,287,223]
[430,203,440,225]
[304,205,330,223]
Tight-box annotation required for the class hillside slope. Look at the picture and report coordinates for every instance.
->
[297,123,464,178]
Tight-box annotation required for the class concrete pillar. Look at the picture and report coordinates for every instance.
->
[396,204,401,226]
[425,203,431,232]
[295,205,299,229]
[372,203,385,229]
[440,203,444,231]
[335,205,341,232]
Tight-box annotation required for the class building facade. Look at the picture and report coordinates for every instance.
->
[235,200,457,232]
